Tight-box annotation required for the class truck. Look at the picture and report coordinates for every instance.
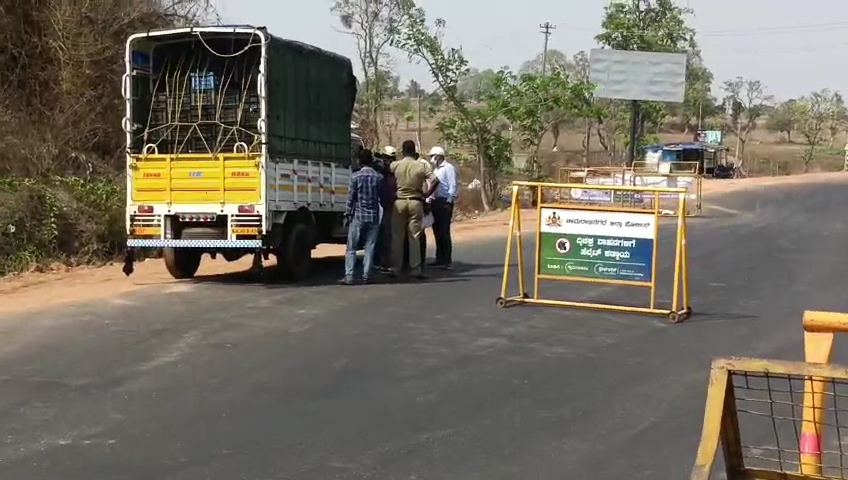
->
[121,25,361,281]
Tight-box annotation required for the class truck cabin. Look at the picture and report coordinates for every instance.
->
[643,142,726,175]
[126,27,265,157]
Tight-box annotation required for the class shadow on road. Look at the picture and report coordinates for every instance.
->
[189,256,503,288]
[680,311,760,323]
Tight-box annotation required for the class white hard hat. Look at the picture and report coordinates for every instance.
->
[428,146,445,156]
[383,145,397,156]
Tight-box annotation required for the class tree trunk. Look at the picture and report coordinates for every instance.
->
[550,123,561,151]
[734,126,742,166]
[582,120,591,167]
[530,142,543,179]
[738,138,747,169]
[787,130,792,143]
[595,123,609,153]
[476,139,492,212]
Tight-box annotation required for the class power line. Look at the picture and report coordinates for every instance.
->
[555,20,848,38]
[539,22,556,74]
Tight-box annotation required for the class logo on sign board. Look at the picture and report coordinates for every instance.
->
[569,188,583,199]
[594,264,619,276]
[544,211,562,227]
[554,237,571,254]
[565,262,589,273]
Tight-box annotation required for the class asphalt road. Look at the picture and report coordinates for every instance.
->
[3,179,848,480]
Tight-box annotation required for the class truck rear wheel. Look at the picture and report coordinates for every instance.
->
[163,248,202,279]
[278,222,313,281]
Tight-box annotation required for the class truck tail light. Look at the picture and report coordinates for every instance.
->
[178,214,216,222]
[137,205,154,214]
[238,205,255,213]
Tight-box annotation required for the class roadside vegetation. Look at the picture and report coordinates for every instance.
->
[0,0,216,275]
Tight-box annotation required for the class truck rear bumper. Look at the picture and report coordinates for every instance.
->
[126,239,262,248]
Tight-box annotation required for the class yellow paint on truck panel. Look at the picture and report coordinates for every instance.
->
[131,153,260,204]
[129,227,162,235]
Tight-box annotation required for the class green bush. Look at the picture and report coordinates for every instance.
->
[0,176,125,275]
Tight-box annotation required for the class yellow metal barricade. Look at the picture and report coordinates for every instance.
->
[631,172,703,217]
[799,311,848,476]
[631,161,703,217]
[690,355,848,480]
[496,181,692,323]
[557,164,703,217]
[556,166,630,184]
[690,311,848,480]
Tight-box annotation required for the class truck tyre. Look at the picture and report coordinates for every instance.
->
[164,248,202,279]
[278,222,313,281]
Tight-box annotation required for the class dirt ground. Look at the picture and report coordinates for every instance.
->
[1,171,846,315]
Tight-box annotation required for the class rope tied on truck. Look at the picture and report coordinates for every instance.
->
[133,30,266,157]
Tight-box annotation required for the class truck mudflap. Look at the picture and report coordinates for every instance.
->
[125,239,262,248]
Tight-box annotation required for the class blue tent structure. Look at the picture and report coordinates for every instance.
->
[642,141,728,176]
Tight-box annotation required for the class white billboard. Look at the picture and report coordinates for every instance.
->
[589,48,687,103]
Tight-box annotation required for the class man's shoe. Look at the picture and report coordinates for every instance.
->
[411,271,428,280]
[338,277,356,285]
[428,261,444,268]
[441,263,453,271]
[379,268,398,278]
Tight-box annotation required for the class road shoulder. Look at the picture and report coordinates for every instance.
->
[1,172,845,315]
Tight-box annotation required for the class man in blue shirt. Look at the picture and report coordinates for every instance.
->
[427,146,458,269]
[340,149,384,285]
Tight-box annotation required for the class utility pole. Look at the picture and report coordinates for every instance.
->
[539,22,555,75]
[416,93,422,152]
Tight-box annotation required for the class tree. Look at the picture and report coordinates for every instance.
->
[594,0,695,159]
[519,49,570,74]
[331,0,403,147]
[766,99,799,143]
[681,48,715,133]
[596,0,693,51]
[376,68,402,99]
[826,92,847,149]
[571,51,592,159]
[392,2,506,211]
[437,109,513,207]
[795,89,837,171]
[456,68,498,102]
[489,68,595,176]
[404,79,426,97]
[722,77,773,166]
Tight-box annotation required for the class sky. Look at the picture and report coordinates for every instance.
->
[214,0,848,101]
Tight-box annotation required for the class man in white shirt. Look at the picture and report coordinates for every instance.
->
[427,146,458,269]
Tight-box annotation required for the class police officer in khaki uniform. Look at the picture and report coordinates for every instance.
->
[390,140,440,279]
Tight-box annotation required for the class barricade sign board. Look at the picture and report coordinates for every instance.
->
[565,187,644,204]
[538,208,655,282]
[497,181,692,323]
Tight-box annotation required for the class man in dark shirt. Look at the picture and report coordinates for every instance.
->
[373,149,397,273]
[340,149,384,285]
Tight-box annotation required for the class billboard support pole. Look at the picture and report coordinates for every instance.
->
[627,100,639,167]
